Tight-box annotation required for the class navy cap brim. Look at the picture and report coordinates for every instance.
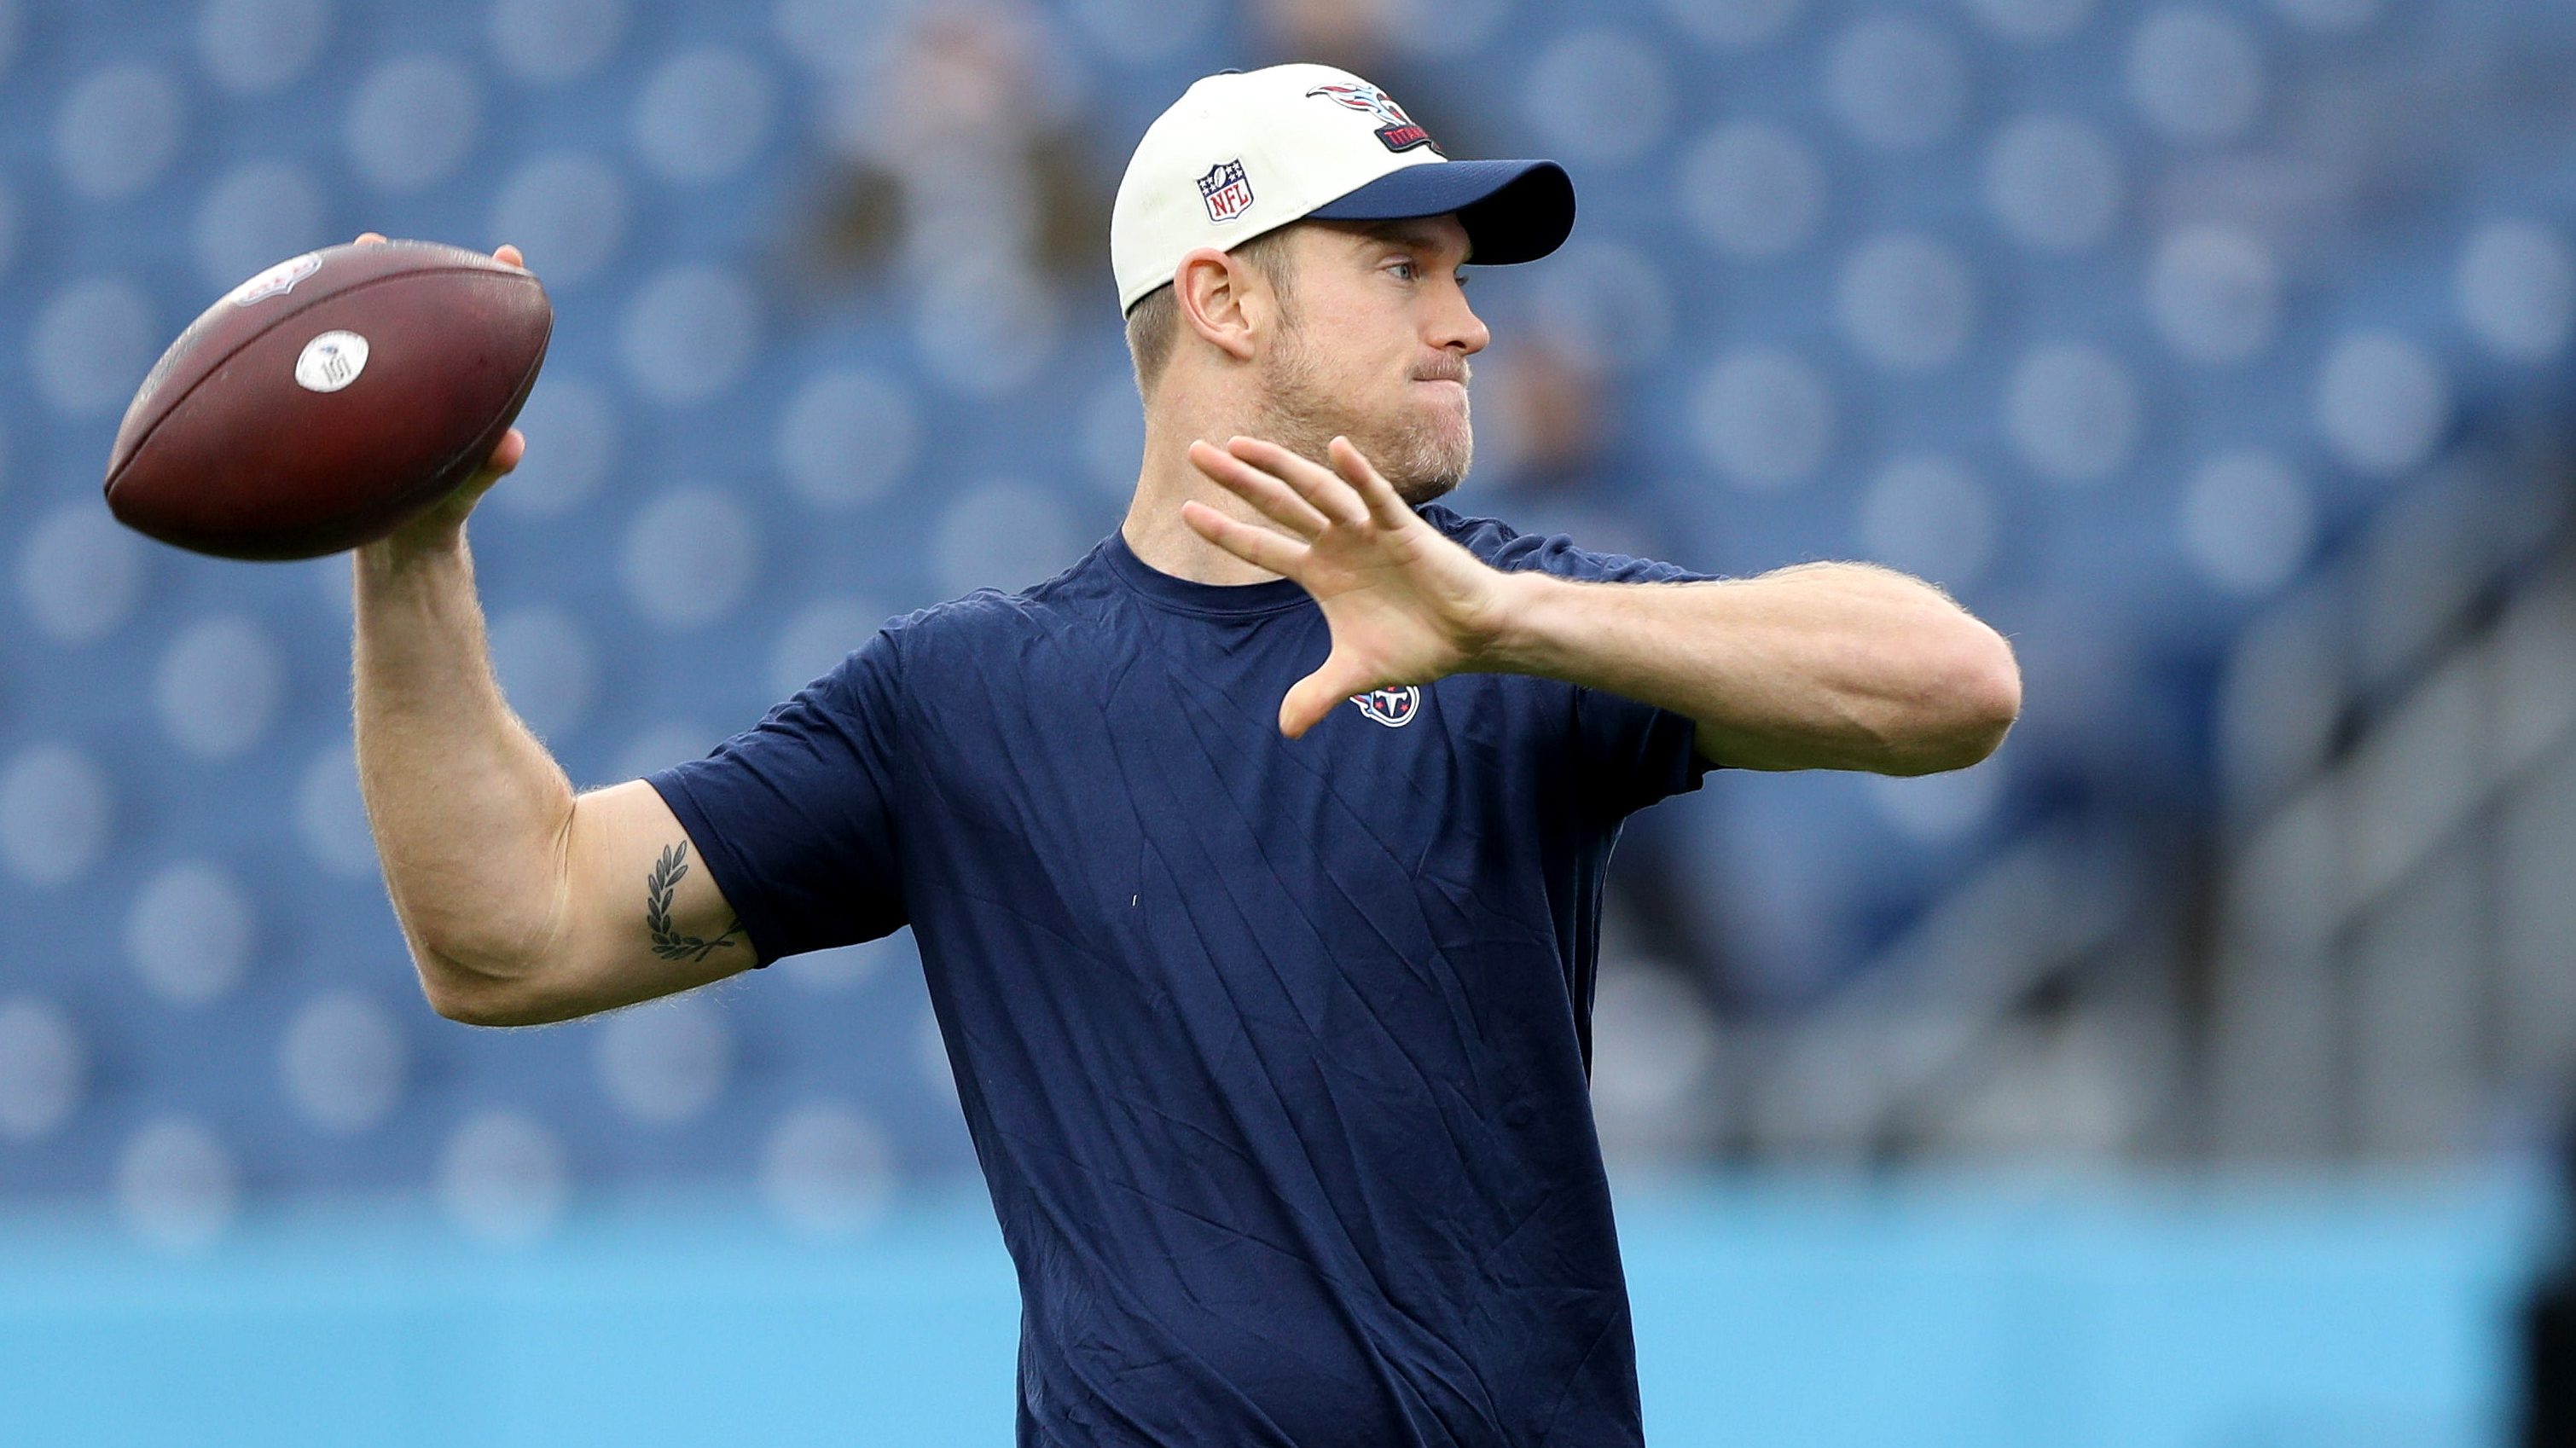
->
[1305,159,1575,265]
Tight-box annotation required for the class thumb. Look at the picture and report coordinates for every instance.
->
[1279,654,1380,738]
[458,426,525,498]
[411,427,523,533]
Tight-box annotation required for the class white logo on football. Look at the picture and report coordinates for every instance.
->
[1350,686,1422,727]
[293,331,368,393]
[229,252,322,307]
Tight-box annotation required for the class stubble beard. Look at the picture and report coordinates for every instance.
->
[1254,324,1474,508]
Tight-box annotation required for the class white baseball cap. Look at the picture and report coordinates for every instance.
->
[1110,62,1575,314]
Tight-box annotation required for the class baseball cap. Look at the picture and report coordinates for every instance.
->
[1110,63,1575,314]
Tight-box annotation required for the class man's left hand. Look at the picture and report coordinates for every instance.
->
[1183,435,1511,738]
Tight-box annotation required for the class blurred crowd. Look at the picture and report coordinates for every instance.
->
[3,0,2575,1242]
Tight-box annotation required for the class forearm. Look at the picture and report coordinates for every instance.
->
[1482,562,2021,774]
[351,527,575,1005]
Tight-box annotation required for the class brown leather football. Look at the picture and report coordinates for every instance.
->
[103,239,553,560]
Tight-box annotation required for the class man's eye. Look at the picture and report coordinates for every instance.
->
[1389,259,1419,281]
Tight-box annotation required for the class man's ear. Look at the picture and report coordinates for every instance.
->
[1175,246,1262,363]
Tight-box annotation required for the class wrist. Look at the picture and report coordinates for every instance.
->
[357,518,469,582]
[1467,569,1568,676]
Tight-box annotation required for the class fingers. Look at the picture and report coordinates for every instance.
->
[1180,500,1309,577]
[350,232,527,275]
[1224,436,1367,528]
[1327,436,1414,530]
[1187,440,1329,540]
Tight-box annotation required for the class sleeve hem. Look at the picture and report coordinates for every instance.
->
[643,768,780,968]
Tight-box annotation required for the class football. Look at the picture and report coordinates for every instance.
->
[103,239,552,560]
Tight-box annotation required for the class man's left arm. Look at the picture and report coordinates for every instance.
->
[1487,559,2021,775]
[1182,434,2020,777]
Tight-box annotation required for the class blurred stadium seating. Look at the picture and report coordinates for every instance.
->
[3,0,2575,1435]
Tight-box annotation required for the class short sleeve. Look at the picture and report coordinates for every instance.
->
[1469,522,1720,820]
[645,630,908,964]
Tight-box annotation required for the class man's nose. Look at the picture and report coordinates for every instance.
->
[1434,287,1491,356]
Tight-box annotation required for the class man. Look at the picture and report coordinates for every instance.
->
[356,65,2019,1447]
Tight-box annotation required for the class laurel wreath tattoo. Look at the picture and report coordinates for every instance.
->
[645,843,745,963]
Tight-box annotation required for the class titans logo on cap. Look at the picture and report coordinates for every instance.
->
[1197,159,1256,223]
[1304,82,1440,154]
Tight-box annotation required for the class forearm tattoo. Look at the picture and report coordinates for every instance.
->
[644,842,746,962]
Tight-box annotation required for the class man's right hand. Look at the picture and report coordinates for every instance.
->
[346,228,756,1026]
[351,230,531,553]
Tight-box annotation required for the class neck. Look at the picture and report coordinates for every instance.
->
[1119,393,1291,586]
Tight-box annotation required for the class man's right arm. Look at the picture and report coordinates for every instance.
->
[352,443,756,1028]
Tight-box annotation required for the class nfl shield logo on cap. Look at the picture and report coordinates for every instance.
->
[1197,159,1255,224]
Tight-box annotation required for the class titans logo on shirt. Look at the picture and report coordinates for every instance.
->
[1350,685,1422,727]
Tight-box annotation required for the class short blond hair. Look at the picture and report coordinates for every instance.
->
[1123,226,1302,397]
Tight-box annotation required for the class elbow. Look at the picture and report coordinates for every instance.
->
[1955,622,2024,759]
[1889,622,2022,776]
[414,947,542,1028]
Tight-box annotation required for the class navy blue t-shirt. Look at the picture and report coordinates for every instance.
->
[648,505,1713,1447]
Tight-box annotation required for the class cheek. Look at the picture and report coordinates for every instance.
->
[1293,305,1409,386]
[1327,349,1409,411]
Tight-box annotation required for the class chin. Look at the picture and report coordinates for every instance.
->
[1393,473,1462,507]
[1406,420,1474,506]
[1389,434,1471,506]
